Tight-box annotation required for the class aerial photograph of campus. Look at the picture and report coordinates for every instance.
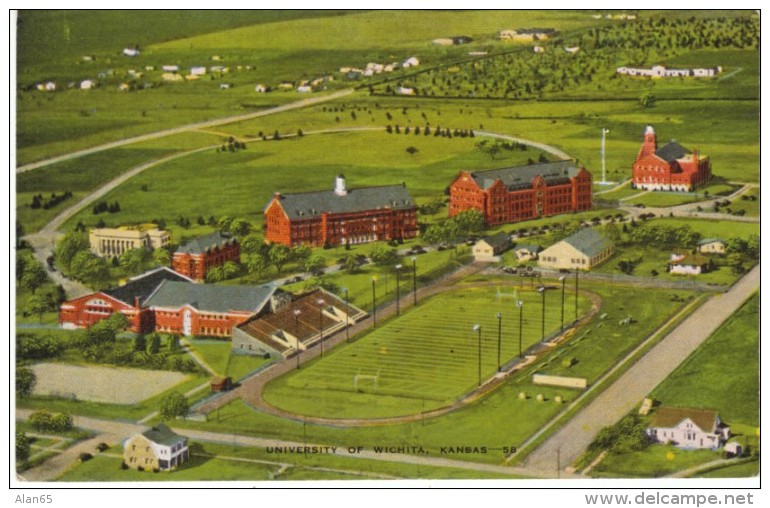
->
[12,9,760,486]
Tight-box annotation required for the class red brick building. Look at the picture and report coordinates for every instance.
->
[448,160,592,225]
[172,231,240,282]
[632,125,712,192]
[59,267,192,332]
[59,267,287,337]
[264,175,418,247]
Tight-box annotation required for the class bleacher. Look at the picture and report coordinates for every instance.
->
[235,289,367,357]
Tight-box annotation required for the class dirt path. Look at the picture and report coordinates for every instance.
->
[16,89,355,173]
[518,264,759,476]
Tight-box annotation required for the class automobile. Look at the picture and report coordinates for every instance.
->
[559,268,571,274]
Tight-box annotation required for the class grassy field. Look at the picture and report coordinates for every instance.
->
[694,459,759,478]
[186,339,273,381]
[588,292,759,479]
[58,440,525,482]
[263,286,593,418]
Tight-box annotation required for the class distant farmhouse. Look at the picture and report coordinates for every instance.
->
[646,407,730,450]
[498,28,556,41]
[432,35,472,46]
[668,251,712,275]
[233,288,366,359]
[698,238,726,255]
[616,65,722,78]
[264,175,418,248]
[172,231,240,282]
[89,225,170,258]
[448,160,592,226]
[537,228,614,271]
[123,424,188,471]
[632,126,712,191]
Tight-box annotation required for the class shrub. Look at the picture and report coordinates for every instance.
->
[79,453,93,462]
[120,462,129,470]
[96,442,109,452]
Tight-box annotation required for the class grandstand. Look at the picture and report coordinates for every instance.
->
[232,289,367,358]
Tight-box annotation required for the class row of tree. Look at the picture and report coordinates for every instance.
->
[30,191,72,210]
[422,210,485,245]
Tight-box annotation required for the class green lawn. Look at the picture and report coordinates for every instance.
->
[264,285,593,418]
[186,339,274,381]
[58,440,525,481]
[694,459,759,478]
[725,187,760,217]
[591,445,720,478]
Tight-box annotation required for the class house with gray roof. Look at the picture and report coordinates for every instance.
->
[123,423,189,471]
[265,175,418,247]
[537,228,614,270]
[472,232,512,261]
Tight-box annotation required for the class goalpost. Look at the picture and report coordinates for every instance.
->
[353,369,380,391]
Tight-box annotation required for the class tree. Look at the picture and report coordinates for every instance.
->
[70,251,110,287]
[159,392,189,420]
[639,91,657,108]
[20,261,48,295]
[29,409,54,431]
[25,293,55,322]
[291,245,312,262]
[221,261,240,279]
[168,335,180,352]
[133,334,147,352]
[217,216,234,233]
[148,334,161,354]
[452,209,485,237]
[230,218,253,237]
[405,146,419,155]
[16,367,37,399]
[16,431,31,465]
[240,233,265,256]
[268,244,292,273]
[245,253,269,277]
[475,139,501,160]
[82,313,128,348]
[605,222,621,242]
[344,254,359,274]
[54,232,89,272]
[304,254,326,274]
[152,248,171,267]
[120,248,152,276]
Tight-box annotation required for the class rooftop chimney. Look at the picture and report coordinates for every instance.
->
[334,174,347,196]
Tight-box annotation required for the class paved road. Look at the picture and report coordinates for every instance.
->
[16,89,355,173]
[476,130,573,160]
[519,264,759,475]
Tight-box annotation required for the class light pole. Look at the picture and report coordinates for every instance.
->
[539,286,546,342]
[371,277,377,328]
[496,312,502,372]
[559,275,566,331]
[472,324,482,387]
[574,269,579,324]
[395,264,403,316]
[411,256,418,306]
[516,300,524,358]
[601,128,610,184]
[317,298,325,357]
[342,287,350,342]
[294,309,302,369]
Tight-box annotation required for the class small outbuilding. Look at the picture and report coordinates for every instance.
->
[698,238,726,255]
[472,232,512,262]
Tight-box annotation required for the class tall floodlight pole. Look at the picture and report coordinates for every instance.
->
[411,256,418,306]
[601,128,610,184]
[539,286,546,342]
[371,277,377,328]
[395,264,403,315]
[574,270,579,324]
[517,301,524,358]
[559,276,566,331]
[473,324,482,387]
[317,298,326,357]
[496,312,503,372]
[294,309,302,369]
[342,287,350,342]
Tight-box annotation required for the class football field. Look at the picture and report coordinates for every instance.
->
[263,285,593,419]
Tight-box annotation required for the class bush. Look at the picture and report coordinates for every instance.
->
[96,442,109,452]
[79,453,93,462]
[120,462,129,470]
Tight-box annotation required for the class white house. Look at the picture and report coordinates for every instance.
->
[278,82,294,89]
[646,407,730,450]
[297,85,312,93]
[117,83,130,91]
[397,86,415,96]
[79,80,95,90]
[162,65,179,72]
[669,252,711,275]
[122,48,140,57]
[190,66,206,76]
[254,84,267,93]
[123,424,189,471]
[514,244,541,262]
[219,83,231,89]
[472,232,511,262]
[162,73,183,82]
[533,46,545,53]
[565,46,581,54]
[698,238,726,255]
[402,56,420,68]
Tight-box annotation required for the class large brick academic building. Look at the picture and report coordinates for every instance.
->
[632,125,712,192]
[264,175,418,247]
[171,231,240,282]
[448,160,592,225]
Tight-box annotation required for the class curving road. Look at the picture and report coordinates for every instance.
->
[16,88,355,173]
